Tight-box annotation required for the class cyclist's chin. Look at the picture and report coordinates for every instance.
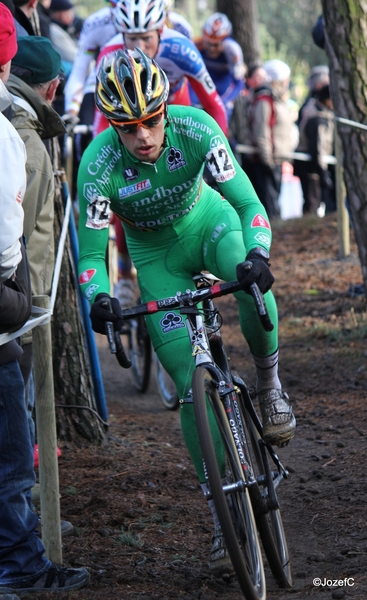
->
[134,145,160,162]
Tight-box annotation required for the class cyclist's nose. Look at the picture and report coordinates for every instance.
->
[136,124,150,138]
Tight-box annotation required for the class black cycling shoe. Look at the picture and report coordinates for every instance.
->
[0,564,89,594]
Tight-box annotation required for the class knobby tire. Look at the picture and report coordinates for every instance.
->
[192,366,266,600]
[245,410,292,588]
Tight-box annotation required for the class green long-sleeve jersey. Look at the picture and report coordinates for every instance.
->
[77,105,272,302]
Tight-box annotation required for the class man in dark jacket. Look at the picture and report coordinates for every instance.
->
[0,8,90,593]
[294,84,335,214]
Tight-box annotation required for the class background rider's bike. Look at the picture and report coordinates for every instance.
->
[105,273,292,599]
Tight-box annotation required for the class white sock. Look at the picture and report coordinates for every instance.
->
[252,349,281,392]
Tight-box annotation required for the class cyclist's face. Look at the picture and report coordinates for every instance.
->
[123,30,160,57]
[115,111,165,163]
[203,37,223,59]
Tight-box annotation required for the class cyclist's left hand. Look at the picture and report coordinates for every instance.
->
[236,247,275,295]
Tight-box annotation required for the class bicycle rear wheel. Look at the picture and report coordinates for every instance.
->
[128,316,152,393]
[154,353,179,410]
[245,410,292,588]
[192,366,266,600]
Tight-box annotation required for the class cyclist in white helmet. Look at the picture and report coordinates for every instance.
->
[190,12,246,122]
[95,0,227,135]
[64,0,192,129]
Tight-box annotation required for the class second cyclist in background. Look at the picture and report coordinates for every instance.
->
[189,12,246,123]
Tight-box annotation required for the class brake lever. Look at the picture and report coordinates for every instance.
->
[102,299,132,368]
[249,282,274,332]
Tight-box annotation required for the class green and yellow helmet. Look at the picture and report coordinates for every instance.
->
[95,47,169,121]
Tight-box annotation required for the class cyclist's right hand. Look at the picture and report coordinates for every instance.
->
[90,293,123,335]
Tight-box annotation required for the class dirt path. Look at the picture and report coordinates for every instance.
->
[41,214,367,600]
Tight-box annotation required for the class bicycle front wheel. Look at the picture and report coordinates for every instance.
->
[245,412,292,588]
[128,316,152,393]
[192,367,266,600]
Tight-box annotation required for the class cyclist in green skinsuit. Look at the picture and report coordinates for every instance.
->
[77,48,296,577]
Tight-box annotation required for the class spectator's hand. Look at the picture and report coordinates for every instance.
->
[90,293,124,335]
[236,247,275,295]
[61,112,80,134]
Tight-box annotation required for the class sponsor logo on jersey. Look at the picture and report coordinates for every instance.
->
[87,144,121,176]
[85,284,99,300]
[79,269,97,284]
[166,146,186,171]
[118,179,152,198]
[254,232,271,247]
[171,115,214,137]
[251,214,271,229]
[160,311,186,333]
[123,167,139,181]
[209,135,225,148]
[83,183,100,202]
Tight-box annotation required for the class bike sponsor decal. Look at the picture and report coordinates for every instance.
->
[123,167,139,181]
[119,179,152,199]
[160,311,185,333]
[251,214,270,229]
[166,146,186,171]
[79,268,96,284]
[210,222,227,242]
[205,141,235,183]
[85,283,99,300]
[254,232,271,247]
[85,185,111,230]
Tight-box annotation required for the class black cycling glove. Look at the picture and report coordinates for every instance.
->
[90,293,124,335]
[236,247,275,295]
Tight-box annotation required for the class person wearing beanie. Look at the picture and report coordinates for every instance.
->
[246,59,294,219]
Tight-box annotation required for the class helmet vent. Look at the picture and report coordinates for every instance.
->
[107,80,121,102]
[124,79,136,104]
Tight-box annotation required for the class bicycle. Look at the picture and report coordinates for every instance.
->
[105,271,292,599]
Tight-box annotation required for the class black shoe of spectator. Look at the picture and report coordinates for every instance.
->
[0,564,89,593]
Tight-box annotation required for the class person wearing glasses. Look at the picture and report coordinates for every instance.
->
[77,48,296,579]
[94,0,228,310]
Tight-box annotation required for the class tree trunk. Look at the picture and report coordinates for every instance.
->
[52,153,106,443]
[216,0,261,65]
[321,0,367,290]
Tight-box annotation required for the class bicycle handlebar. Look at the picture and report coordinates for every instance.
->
[118,279,274,330]
[105,278,274,363]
